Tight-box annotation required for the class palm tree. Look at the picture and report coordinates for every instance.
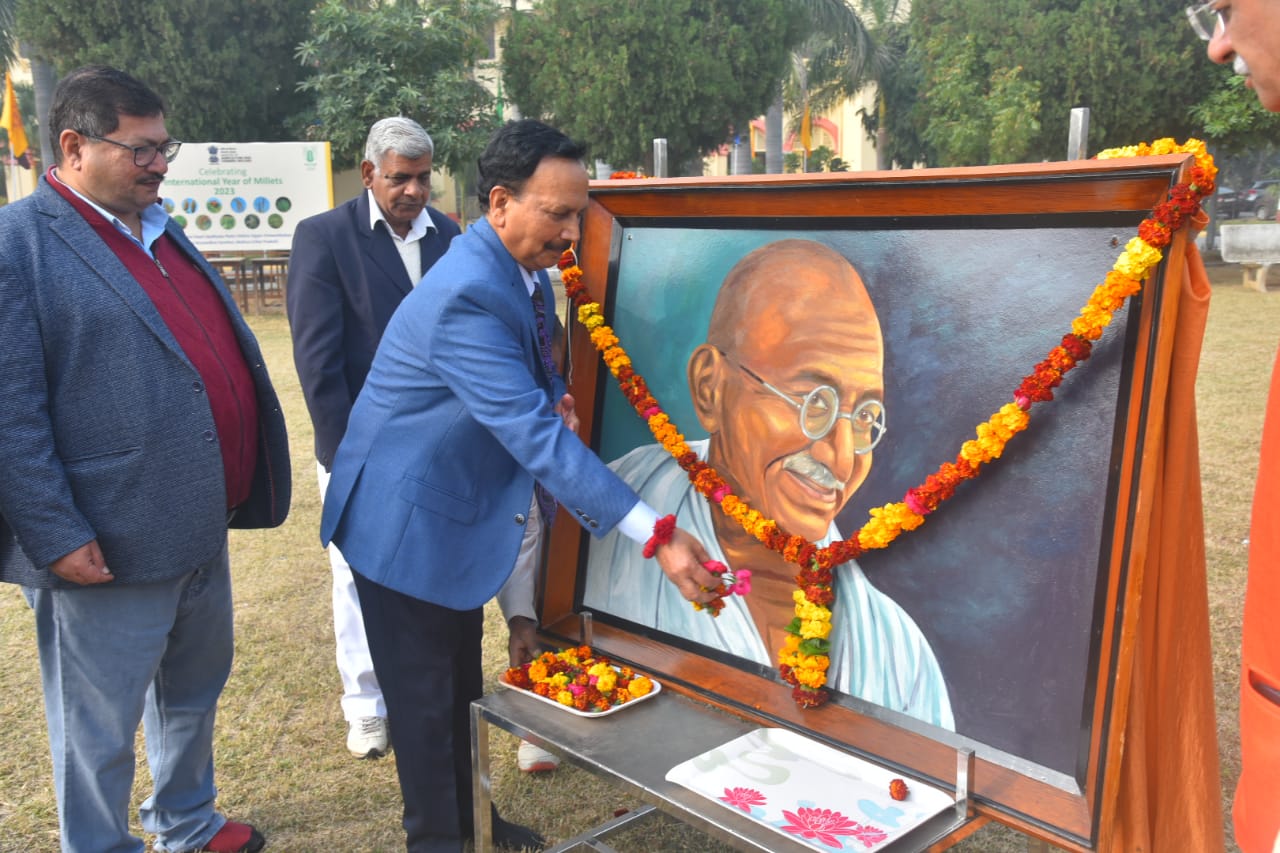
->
[761,0,900,173]
[0,0,15,70]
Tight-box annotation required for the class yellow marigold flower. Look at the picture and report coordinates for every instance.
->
[794,600,832,622]
[628,676,653,697]
[960,438,990,465]
[662,437,688,456]
[1070,312,1106,341]
[527,662,548,682]
[576,303,603,328]
[879,501,925,532]
[595,671,617,693]
[807,654,830,672]
[1113,237,1162,279]
[1105,270,1142,298]
[996,402,1029,432]
[782,633,801,653]
[549,672,569,689]
[857,515,896,549]
[590,327,618,348]
[795,666,827,688]
[556,690,574,706]
[800,619,832,640]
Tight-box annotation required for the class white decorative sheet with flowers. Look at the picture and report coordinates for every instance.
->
[665,728,953,851]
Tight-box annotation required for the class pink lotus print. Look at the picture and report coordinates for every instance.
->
[719,786,767,813]
[780,807,888,850]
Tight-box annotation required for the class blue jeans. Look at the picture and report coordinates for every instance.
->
[23,542,234,853]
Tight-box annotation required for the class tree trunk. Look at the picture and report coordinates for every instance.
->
[875,93,890,170]
[31,57,56,171]
[765,90,783,174]
[729,123,752,175]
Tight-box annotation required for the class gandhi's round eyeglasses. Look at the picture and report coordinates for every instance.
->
[723,353,886,452]
[1185,2,1227,41]
[80,133,182,166]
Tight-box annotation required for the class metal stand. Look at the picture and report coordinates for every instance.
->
[471,686,976,853]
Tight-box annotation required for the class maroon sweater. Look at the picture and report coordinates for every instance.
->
[49,172,259,509]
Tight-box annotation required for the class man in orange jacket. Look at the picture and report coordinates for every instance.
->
[1195,2,1280,850]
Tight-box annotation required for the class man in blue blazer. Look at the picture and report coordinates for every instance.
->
[321,119,717,852]
[287,117,459,760]
[0,66,290,853]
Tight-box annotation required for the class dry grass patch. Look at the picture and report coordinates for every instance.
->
[0,265,1274,851]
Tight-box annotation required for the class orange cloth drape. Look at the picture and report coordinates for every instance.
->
[1233,343,1280,853]
[1102,241,1226,852]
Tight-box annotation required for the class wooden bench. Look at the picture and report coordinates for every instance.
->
[1220,223,1280,293]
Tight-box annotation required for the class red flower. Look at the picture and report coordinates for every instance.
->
[718,786,767,813]
[779,807,863,849]
[1061,333,1092,361]
[1138,218,1172,248]
[803,584,835,607]
[792,685,830,708]
[889,778,909,801]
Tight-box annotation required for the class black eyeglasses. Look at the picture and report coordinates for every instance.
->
[80,133,183,166]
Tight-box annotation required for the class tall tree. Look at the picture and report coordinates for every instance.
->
[15,0,315,143]
[295,0,500,175]
[502,0,805,174]
[0,0,16,70]
[764,0,881,174]
[909,0,1220,165]
[1192,72,1280,157]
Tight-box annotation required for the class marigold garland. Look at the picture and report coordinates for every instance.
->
[563,139,1216,709]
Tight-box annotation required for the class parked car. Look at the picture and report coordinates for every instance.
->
[1241,179,1280,220]
[1214,186,1242,219]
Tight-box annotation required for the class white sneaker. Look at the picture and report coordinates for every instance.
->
[347,716,390,758]
[517,740,560,773]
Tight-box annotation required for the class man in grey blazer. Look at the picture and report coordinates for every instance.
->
[321,119,717,852]
[0,66,290,853]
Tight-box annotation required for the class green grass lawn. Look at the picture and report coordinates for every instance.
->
[0,262,1275,852]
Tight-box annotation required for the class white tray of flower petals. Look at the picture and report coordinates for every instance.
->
[665,728,953,851]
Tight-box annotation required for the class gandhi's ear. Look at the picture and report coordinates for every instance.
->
[688,344,724,433]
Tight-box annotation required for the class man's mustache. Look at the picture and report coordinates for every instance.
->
[782,452,841,491]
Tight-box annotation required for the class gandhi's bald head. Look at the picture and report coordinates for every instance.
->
[689,240,883,541]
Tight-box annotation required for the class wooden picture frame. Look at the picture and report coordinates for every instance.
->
[538,155,1197,849]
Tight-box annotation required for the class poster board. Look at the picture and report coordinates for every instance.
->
[160,141,333,252]
[539,155,1197,849]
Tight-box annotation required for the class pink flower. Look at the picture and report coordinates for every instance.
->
[729,569,752,596]
[718,787,766,813]
[779,807,863,849]
[711,485,730,502]
[849,823,889,848]
[902,491,929,517]
[702,560,728,576]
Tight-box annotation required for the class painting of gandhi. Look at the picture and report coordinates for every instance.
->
[584,239,953,729]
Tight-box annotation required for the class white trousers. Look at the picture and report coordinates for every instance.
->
[318,462,384,721]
